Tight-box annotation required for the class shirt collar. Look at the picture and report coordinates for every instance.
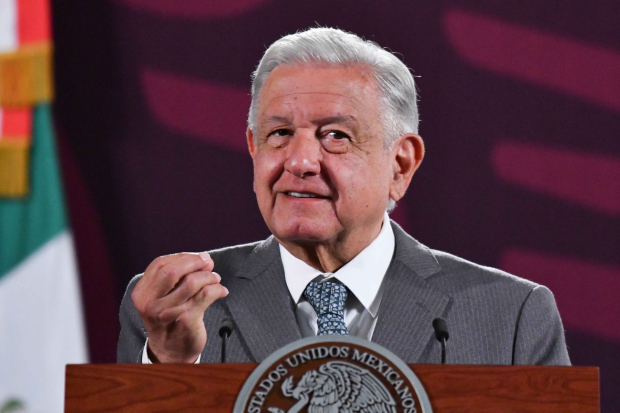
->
[280,212,395,317]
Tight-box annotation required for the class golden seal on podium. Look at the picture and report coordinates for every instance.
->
[235,336,432,413]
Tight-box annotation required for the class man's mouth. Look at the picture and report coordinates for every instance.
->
[285,191,326,199]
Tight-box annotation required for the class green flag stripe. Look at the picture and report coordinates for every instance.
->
[0,104,68,277]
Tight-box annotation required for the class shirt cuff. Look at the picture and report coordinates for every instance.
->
[141,338,201,364]
[141,340,153,364]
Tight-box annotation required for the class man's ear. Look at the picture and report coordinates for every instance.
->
[389,133,425,202]
[247,128,257,160]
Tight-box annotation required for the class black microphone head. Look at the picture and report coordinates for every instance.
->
[219,317,235,338]
[432,318,449,341]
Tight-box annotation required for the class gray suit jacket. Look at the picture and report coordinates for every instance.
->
[118,221,570,365]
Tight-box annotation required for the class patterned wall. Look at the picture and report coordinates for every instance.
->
[52,0,619,410]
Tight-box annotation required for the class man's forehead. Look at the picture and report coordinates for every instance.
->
[257,65,381,126]
[261,64,377,99]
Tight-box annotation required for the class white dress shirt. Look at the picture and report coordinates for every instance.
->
[281,212,395,340]
[143,212,395,363]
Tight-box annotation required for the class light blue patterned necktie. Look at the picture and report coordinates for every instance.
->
[304,281,349,336]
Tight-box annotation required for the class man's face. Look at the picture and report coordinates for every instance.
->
[248,64,396,249]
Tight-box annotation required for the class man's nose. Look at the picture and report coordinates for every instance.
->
[284,131,321,177]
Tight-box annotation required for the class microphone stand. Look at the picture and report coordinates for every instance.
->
[218,317,235,363]
[432,318,450,364]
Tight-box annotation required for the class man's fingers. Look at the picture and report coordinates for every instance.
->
[142,253,214,297]
[194,281,229,310]
[132,252,221,364]
[156,283,229,326]
[157,271,222,309]
[182,282,229,323]
[143,252,213,279]
[144,252,190,275]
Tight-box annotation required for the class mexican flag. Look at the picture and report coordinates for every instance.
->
[0,105,88,412]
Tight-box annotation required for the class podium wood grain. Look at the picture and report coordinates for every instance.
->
[65,364,599,412]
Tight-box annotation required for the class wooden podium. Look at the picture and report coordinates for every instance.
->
[66,363,599,412]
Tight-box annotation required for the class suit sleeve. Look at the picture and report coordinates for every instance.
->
[513,285,571,366]
[117,274,148,363]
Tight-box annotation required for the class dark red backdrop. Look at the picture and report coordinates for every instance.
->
[52,1,619,410]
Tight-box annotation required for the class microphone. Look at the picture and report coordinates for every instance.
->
[432,318,449,364]
[218,317,235,363]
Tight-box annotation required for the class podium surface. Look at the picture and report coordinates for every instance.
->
[66,364,598,412]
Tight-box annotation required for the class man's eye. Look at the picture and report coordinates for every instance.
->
[324,131,350,141]
[270,129,291,137]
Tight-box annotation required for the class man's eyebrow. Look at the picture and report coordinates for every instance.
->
[263,116,291,125]
[261,115,358,127]
[312,116,358,126]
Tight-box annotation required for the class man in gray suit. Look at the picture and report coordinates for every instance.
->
[118,28,570,366]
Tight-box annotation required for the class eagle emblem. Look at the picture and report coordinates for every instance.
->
[267,361,397,413]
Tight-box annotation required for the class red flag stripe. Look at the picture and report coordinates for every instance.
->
[17,0,51,44]
[0,108,32,141]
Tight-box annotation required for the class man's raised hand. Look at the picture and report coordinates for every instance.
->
[131,252,229,363]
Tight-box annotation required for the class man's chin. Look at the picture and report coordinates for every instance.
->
[271,220,340,245]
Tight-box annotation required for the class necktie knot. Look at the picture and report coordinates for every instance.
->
[303,281,349,336]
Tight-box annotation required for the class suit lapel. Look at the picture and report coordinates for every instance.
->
[225,222,451,363]
[225,237,302,362]
[373,222,452,363]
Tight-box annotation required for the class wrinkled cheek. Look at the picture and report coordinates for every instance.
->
[254,186,275,232]
[254,157,273,190]
[254,156,282,213]
[253,174,271,209]
[256,151,285,180]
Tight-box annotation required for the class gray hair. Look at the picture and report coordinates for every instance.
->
[247,27,419,148]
